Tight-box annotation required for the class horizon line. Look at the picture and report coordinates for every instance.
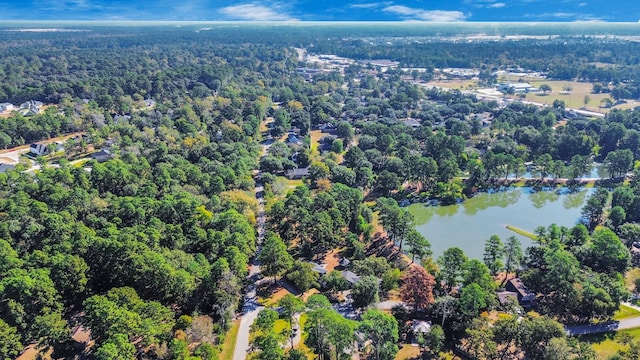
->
[0,20,639,24]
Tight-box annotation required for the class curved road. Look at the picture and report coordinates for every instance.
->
[566,302,640,336]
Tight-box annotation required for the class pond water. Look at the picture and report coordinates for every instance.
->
[407,187,595,260]
[506,164,607,179]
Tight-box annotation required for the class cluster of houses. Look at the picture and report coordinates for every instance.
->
[0,100,44,116]
[27,135,115,163]
[298,51,400,82]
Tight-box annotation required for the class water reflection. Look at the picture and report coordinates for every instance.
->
[563,189,589,210]
[529,189,560,209]
[462,189,522,216]
[407,186,595,259]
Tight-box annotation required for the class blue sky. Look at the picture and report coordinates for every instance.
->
[0,0,637,22]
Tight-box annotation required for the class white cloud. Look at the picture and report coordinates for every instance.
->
[463,0,505,7]
[383,6,467,21]
[350,2,392,9]
[218,3,296,21]
[527,11,603,21]
[463,0,497,4]
[552,12,576,18]
[579,2,587,6]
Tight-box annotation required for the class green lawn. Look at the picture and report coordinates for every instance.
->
[395,344,421,360]
[626,268,640,291]
[579,305,640,359]
[220,319,241,360]
[580,328,640,359]
[613,304,640,321]
[274,319,289,334]
[309,130,323,157]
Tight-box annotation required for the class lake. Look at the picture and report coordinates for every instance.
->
[407,187,595,260]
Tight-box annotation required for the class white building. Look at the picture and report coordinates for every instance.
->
[20,100,44,109]
[29,143,49,156]
[0,103,14,112]
[19,100,44,116]
[497,83,538,93]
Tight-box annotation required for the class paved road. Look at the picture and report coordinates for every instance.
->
[232,176,267,360]
[566,303,640,336]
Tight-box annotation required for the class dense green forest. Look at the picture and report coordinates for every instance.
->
[1,24,640,360]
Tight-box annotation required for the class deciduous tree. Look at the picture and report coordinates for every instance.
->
[358,310,399,360]
[400,266,435,313]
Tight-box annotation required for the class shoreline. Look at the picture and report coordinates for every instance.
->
[402,176,613,207]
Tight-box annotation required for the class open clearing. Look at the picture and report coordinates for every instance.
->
[580,327,640,359]
[429,78,638,113]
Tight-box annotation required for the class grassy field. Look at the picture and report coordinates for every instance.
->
[395,344,421,359]
[220,319,241,360]
[578,304,640,358]
[626,268,640,291]
[309,130,323,156]
[580,327,640,359]
[613,304,640,321]
[527,79,610,111]
[276,176,304,190]
[429,79,478,90]
[429,78,639,113]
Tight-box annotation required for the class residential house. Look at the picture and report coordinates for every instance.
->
[320,123,337,134]
[309,262,327,276]
[20,100,44,109]
[29,143,49,156]
[0,103,14,112]
[401,118,421,129]
[286,133,303,146]
[473,112,493,127]
[286,167,309,179]
[412,320,431,335]
[341,271,361,288]
[496,291,519,307]
[505,278,536,308]
[91,149,114,163]
[318,135,337,153]
[19,100,44,116]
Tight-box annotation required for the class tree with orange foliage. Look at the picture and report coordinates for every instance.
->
[400,265,435,313]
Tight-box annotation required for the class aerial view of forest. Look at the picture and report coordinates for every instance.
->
[2,21,640,360]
